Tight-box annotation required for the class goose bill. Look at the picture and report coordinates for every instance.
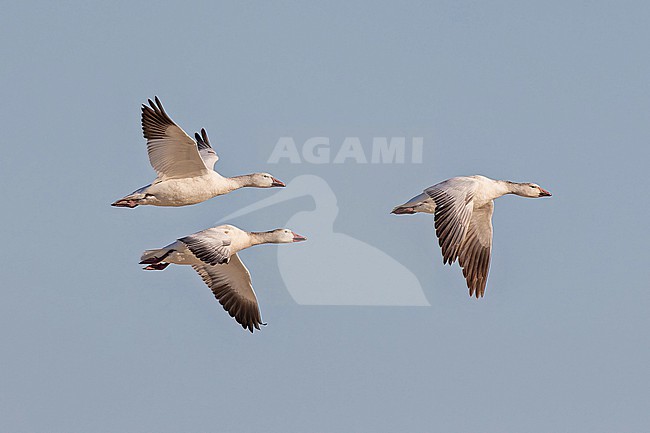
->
[271,178,286,187]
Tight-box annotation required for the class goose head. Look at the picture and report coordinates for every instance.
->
[511,182,552,198]
[263,228,307,243]
[248,173,286,188]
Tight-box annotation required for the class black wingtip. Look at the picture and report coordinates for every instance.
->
[195,128,213,150]
[144,96,165,114]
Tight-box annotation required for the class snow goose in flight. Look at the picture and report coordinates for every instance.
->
[140,224,307,332]
[112,97,285,208]
[392,175,551,298]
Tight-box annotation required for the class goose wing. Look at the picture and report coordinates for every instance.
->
[425,177,478,264]
[141,97,209,179]
[194,128,219,170]
[458,201,494,298]
[192,254,264,332]
[179,229,231,266]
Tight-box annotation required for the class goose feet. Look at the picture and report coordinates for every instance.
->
[143,262,170,271]
[391,207,416,215]
[111,199,139,208]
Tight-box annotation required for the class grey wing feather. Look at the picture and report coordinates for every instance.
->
[458,201,493,298]
[192,254,264,333]
[425,178,478,264]
[141,97,209,179]
[194,128,219,170]
[180,230,231,266]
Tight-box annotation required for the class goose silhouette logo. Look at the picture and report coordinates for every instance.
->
[220,174,430,306]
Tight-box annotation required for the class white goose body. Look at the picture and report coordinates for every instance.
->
[147,225,262,265]
[392,175,552,297]
[140,224,307,332]
[137,174,259,207]
[112,97,285,208]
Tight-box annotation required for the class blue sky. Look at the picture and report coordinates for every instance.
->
[1,1,649,432]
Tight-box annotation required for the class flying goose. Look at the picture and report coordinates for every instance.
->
[112,97,285,208]
[392,175,551,298]
[140,224,307,332]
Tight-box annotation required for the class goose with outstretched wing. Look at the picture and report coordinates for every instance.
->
[112,97,285,208]
[140,224,306,332]
[392,175,551,297]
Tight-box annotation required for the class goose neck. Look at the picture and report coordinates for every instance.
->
[228,174,255,189]
[249,231,274,246]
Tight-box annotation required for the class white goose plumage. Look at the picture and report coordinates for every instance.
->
[140,224,307,332]
[392,175,552,298]
[112,97,286,208]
